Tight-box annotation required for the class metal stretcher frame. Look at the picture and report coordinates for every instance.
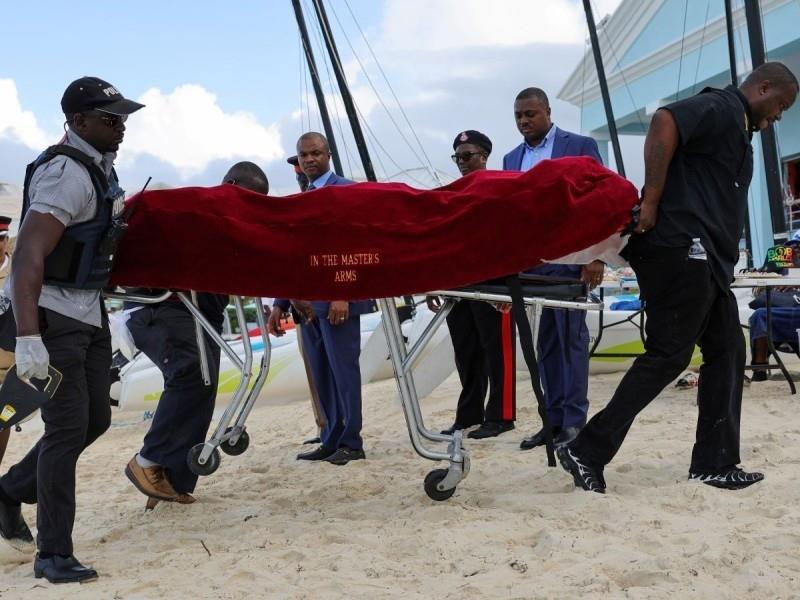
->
[378,278,602,501]
[105,289,272,474]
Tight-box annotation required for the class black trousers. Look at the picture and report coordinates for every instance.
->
[573,246,744,473]
[446,300,516,426]
[127,304,221,494]
[0,308,111,556]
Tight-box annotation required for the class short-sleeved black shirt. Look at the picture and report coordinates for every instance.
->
[632,85,754,288]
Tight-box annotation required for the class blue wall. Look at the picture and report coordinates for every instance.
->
[577,0,800,258]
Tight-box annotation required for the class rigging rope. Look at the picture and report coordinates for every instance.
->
[327,0,432,179]
[591,0,648,134]
[341,0,443,185]
[691,0,712,94]
[303,0,357,177]
[675,0,690,101]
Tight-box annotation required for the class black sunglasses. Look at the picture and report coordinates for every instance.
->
[451,151,485,163]
[87,111,128,128]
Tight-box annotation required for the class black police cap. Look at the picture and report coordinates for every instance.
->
[61,76,145,116]
[453,130,492,154]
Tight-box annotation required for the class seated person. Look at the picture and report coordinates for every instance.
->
[748,301,800,381]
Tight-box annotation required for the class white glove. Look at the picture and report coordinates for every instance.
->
[15,335,49,381]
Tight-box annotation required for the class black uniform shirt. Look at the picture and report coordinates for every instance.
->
[634,85,754,289]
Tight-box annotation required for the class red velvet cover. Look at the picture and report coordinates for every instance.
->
[110,157,638,299]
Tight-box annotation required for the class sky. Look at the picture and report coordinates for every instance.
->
[0,0,625,196]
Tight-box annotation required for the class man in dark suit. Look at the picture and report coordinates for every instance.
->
[503,87,605,451]
[268,132,373,465]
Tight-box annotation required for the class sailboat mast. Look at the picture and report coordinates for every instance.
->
[726,0,754,266]
[310,0,377,182]
[291,0,344,175]
[744,0,787,236]
[583,0,625,177]
[724,0,738,84]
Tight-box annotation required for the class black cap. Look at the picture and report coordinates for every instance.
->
[286,155,300,166]
[61,76,145,116]
[453,130,492,154]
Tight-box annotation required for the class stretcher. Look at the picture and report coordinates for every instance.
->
[107,272,597,499]
[105,289,271,475]
[380,274,600,500]
[102,157,636,493]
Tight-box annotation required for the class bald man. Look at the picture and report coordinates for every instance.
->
[125,162,269,508]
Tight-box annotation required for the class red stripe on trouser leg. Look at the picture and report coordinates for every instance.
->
[501,310,516,421]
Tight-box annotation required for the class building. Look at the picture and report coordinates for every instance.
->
[559,0,800,264]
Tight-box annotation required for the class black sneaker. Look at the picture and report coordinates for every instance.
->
[688,467,764,490]
[557,445,606,494]
[0,498,35,553]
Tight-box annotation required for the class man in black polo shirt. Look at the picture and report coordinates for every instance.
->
[559,62,798,493]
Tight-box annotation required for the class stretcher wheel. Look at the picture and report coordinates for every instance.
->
[187,444,221,476]
[424,469,456,501]
[221,429,250,456]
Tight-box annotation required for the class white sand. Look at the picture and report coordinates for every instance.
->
[1,371,799,599]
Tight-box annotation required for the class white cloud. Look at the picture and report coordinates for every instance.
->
[380,0,590,52]
[0,79,50,150]
[120,84,284,179]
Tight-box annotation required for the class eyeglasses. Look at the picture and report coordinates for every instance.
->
[451,151,485,163]
[89,112,127,128]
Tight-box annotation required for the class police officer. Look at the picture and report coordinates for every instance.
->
[429,131,517,439]
[125,161,269,509]
[0,76,143,583]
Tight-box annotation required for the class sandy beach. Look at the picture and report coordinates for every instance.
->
[1,370,799,599]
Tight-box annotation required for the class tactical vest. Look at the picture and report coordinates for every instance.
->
[21,145,126,290]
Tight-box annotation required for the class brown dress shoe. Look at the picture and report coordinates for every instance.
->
[145,493,196,511]
[125,457,179,502]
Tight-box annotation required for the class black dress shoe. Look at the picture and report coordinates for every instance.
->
[519,427,561,450]
[325,447,366,465]
[34,554,98,584]
[554,426,581,447]
[303,436,322,445]
[440,423,479,435]
[296,445,336,461]
[0,498,34,553]
[467,421,515,439]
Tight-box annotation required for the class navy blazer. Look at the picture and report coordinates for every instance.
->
[502,126,602,170]
[504,127,602,274]
[276,172,375,318]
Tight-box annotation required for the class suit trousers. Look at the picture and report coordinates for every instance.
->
[531,263,590,430]
[301,316,363,451]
